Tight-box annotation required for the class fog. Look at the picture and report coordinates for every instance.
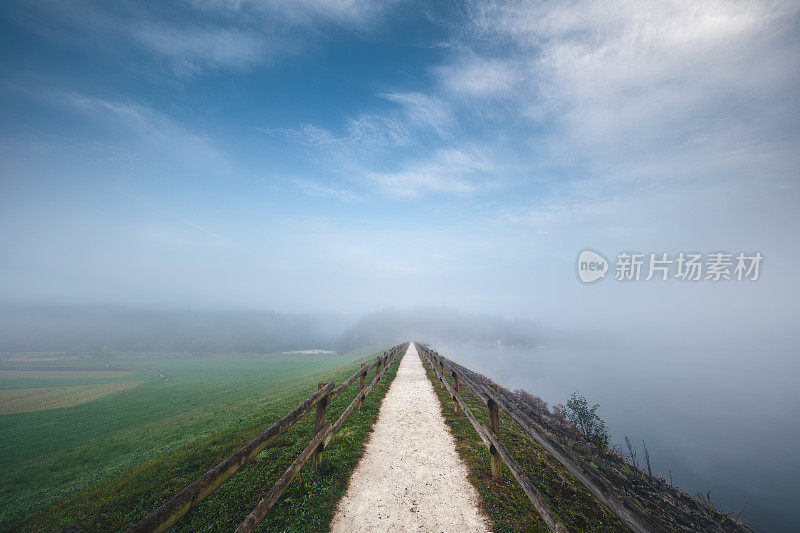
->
[2,0,800,529]
[1,300,799,529]
[437,343,800,532]
[0,304,599,355]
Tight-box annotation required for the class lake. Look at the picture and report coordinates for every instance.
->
[436,343,800,532]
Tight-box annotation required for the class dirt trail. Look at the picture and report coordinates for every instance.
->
[330,342,489,532]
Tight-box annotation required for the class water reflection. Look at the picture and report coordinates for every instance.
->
[437,344,800,532]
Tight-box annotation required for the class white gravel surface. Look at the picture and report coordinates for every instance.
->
[330,343,489,532]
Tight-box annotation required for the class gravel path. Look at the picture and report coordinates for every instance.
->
[330,342,489,532]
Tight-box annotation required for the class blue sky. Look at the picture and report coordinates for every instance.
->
[1,0,799,340]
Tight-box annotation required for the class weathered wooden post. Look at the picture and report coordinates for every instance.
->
[439,357,445,390]
[488,382,502,482]
[312,382,328,472]
[452,371,460,414]
[357,363,366,410]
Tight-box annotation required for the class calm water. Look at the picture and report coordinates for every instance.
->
[437,344,800,532]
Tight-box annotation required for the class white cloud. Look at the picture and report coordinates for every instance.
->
[17,0,401,77]
[345,113,413,148]
[55,91,226,168]
[368,148,491,197]
[281,124,340,146]
[380,92,451,135]
[145,0,400,74]
[282,90,452,156]
[457,0,800,185]
[292,178,363,201]
[204,0,396,25]
[278,89,470,197]
[132,26,269,73]
[277,0,800,206]
[437,55,522,98]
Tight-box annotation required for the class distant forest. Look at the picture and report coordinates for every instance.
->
[0,304,562,355]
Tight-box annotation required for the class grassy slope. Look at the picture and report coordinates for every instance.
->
[1,349,400,532]
[0,382,143,414]
[420,355,627,532]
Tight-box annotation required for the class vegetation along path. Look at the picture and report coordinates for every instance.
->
[331,342,488,532]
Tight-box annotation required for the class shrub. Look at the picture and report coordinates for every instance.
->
[514,389,549,415]
[564,391,609,451]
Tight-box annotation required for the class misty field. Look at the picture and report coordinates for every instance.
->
[0,381,142,414]
[0,349,397,531]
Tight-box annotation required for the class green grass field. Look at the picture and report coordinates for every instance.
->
[0,349,401,532]
[0,382,143,414]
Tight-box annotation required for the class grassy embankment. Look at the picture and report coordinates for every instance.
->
[1,349,402,531]
[420,354,627,532]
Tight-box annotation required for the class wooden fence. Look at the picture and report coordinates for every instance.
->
[127,342,409,533]
[416,343,663,533]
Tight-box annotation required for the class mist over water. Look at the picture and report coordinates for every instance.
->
[1,299,799,530]
[2,0,799,530]
[437,343,800,532]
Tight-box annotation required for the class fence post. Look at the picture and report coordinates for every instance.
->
[439,359,445,389]
[358,363,366,410]
[489,383,503,482]
[452,371,460,414]
[312,382,328,473]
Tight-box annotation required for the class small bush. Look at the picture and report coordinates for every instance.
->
[515,389,549,414]
[564,391,609,451]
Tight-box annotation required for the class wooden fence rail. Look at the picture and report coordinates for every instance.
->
[128,342,408,533]
[236,345,404,533]
[417,344,568,533]
[415,342,662,533]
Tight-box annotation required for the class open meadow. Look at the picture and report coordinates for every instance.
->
[0,349,397,531]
